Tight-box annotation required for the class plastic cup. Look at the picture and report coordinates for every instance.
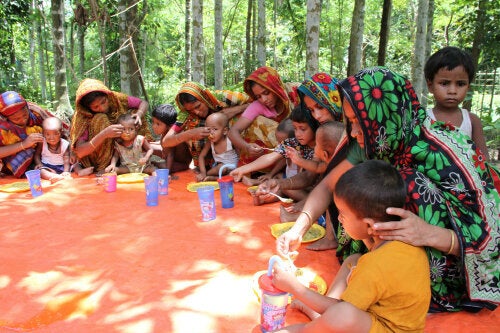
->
[144,175,159,206]
[102,173,117,192]
[156,169,169,195]
[258,273,288,332]
[25,169,43,197]
[218,175,234,208]
[196,186,216,221]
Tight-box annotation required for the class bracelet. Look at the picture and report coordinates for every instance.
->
[446,229,455,255]
[301,210,313,225]
[89,139,96,149]
[20,141,25,150]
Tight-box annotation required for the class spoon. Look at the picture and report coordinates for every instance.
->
[267,192,294,204]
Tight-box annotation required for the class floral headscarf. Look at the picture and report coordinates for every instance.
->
[336,67,500,312]
[298,72,343,122]
[243,66,292,123]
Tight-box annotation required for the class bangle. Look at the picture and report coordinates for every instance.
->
[20,141,25,150]
[446,229,455,255]
[301,210,313,225]
[89,139,96,149]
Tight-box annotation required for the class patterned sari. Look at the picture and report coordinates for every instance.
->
[336,67,499,312]
[70,79,150,172]
[175,82,250,167]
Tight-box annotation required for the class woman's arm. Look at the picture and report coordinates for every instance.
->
[228,116,254,152]
[73,124,124,159]
[0,133,44,159]
[221,103,249,119]
[161,126,210,148]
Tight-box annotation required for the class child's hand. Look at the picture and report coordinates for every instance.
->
[196,173,206,182]
[285,146,301,163]
[105,165,115,173]
[34,164,43,170]
[229,168,244,182]
[139,157,148,164]
[257,173,272,182]
[272,264,300,294]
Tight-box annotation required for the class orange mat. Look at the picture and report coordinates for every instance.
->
[0,170,498,333]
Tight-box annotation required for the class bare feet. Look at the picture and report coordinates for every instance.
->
[290,299,320,320]
[49,175,65,184]
[242,175,262,186]
[306,236,338,251]
[76,166,94,176]
[280,205,300,222]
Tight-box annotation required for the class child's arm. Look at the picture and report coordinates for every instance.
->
[164,147,175,171]
[285,146,326,173]
[258,158,286,181]
[230,152,283,182]
[197,142,212,181]
[469,113,490,161]
[33,142,43,168]
[139,138,154,165]
[105,150,119,173]
[62,146,71,174]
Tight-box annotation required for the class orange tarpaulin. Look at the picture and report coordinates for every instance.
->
[0,170,498,333]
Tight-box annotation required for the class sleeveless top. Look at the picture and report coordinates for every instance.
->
[41,138,69,166]
[427,108,472,137]
[210,137,239,166]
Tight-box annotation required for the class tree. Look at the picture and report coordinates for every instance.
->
[244,0,253,77]
[191,0,204,83]
[411,0,429,101]
[347,0,365,76]
[305,0,321,77]
[214,0,223,89]
[377,0,391,66]
[185,0,192,81]
[51,0,72,120]
[256,0,266,66]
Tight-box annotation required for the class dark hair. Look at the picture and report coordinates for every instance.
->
[424,46,475,82]
[177,92,199,105]
[276,118,295,138]
[79,91,108,109]
[152,104,178,126]
[290,105,318,132]
[334,160,406,221]
[116,112,134,124]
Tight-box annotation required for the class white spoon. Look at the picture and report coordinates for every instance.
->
[267,192,293,204]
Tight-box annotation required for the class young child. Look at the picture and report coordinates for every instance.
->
[241,118,295,186]
[34,117,71,183]
[196,112,238,182]
[425,46,489,160]
[230,106,317,203]
[150,104,191,175]
[272,160,431,333]
[104,113,155,175]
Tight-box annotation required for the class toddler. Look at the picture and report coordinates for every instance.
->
[105,113,155,175]
[272,160,431,332]
[34,117,71,183]
[196,112,238,181]
[425,46,489,160]
[150,104,191,174]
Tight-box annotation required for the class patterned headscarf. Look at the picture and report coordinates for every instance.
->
[336,67,500,311]
[298,72,343,122]
[243,66,291,122]
[0,91,28,117]
[175,82,228,114]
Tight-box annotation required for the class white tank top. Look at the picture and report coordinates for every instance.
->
[41,138,69,165]
[427,108,472,137]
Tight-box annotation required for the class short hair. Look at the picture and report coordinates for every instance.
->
[116,112,134,124]
[424,46,475,82]
[334,160,406,221]
[276,118,294,139]
[79,91,108,109]
[316,121,344,154]
[206,112,229,127]
[42,116,62,131]
[152,104,178,126]
[290,105,318,132]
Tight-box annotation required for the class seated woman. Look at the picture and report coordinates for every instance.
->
[161,82,250,171]
[277,67,499,313]
[228,66,298,166]
[70,78,150,176]
[0,91,67,178]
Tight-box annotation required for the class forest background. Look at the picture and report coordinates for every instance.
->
[1,0,499,160]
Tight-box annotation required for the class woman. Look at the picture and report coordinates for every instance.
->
[277,67,499,312]
[161,82,250,169]
[229,66,297,165]
[0,91,66,178]
[70,78,150,175]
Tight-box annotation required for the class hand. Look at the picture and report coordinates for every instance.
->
[245,143,264,157]
[191,127,210,141]
[34,164,43,170]
[138,157,148,164]
[196,173,206,182]
[257,173,272,182]
[24,133,44,148]
[229,168,245,182]
[271,262,300,294]
[283,201,303,213]
[284,146,301,163]
[103,124,125,139]
[256,179,280,196]
[276,229,302,257]
[371,207,430,247]
[105,165,115,173]
[131,113,142,127]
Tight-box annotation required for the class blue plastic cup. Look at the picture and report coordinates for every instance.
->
[144,175,159,206]
[25,169,43,197]
[156,169,169,195]
[218,175,234,208]
[196,186,216,221]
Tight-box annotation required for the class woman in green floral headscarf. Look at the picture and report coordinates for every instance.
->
[277,67,499,312]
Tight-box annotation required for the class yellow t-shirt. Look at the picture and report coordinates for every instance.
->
[341,241,430,332]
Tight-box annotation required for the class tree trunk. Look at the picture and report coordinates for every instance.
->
[256,0,266,66]
[305,0,321,77]
[192,0,205,84]
[421,0,434,108]
[377,0,392,66]
[214,0,223,89]
[51,0,73,120]
[411,0,429,101]
[245,0,253,77]
[30,0,39,91]
[89,0,108,85]
[36,4,48,101]
[347,0,365,76]
[118,0,141,96]
[185,0,192,81]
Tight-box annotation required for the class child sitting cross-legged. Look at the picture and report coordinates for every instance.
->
[271,160,431,333]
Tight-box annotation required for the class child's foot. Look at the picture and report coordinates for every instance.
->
[49,175,65,184]
[242,175,261,186]
[280,205,300,222]
[76,167,94,176]
[290,299,320,320]
[306,237,338,251]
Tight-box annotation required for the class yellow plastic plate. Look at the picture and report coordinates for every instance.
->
[116,173,148,184]
[186,181,220,192]
[247,185,258,194]
[251,268,327,303]
[270,222,326,243]
[0,181,30,193]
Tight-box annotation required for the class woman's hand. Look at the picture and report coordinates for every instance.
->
[24,133,44,148]
[131,113,142,127]
[190,127,210,141]
[276,229,303,257]
[371,207,431,247]
[245,143,264,157]
[103,124,125,139]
